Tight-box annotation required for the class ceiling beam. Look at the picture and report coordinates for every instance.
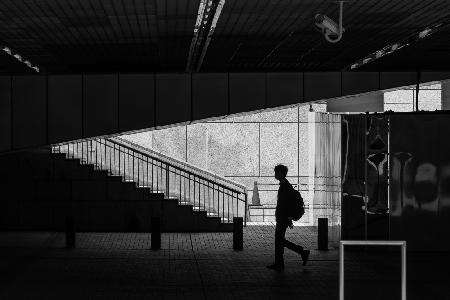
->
[186,0,225,72]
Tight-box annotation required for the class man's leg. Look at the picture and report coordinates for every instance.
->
[274,221,287,266]
[284,239,303,253]
[284,235,310,266]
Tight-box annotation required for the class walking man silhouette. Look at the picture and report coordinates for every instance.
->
[267,164,310,271]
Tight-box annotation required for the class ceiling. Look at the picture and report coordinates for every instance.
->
[0,0,449,74]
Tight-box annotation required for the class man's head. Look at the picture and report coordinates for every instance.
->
[274,164,288,181]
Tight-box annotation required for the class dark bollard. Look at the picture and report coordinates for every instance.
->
[151,217,161,250]
[318,217,328,250]
[233,217,243,251]
[65,216,76,249]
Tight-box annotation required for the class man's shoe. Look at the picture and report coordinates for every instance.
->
[301,250,310,266]
[266,263,284,271]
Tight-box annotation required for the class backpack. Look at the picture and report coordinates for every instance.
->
[289,188,305,221]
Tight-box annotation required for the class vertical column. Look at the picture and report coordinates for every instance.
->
[318,217,329,250]
[441,80,450,110]
[151,217,161,250]
[233,217,243,250]
[308,110,316,226]
[65,216,76,249]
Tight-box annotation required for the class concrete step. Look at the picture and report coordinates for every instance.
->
[25,150,236,232]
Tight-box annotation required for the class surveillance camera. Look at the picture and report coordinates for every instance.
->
[315,14,344,37]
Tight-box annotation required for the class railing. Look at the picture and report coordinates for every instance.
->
[247,204,334,223]
[52,137,248,225]
[248,181,334,223]
[339,240,407,300]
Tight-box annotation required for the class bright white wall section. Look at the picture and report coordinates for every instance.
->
[327,92,384,112]
[384,83,441,112]
[326,83,442,113]
[121,103,327,224]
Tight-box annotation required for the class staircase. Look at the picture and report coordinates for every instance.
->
[51,137,248,232]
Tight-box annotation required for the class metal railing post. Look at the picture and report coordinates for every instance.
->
[65,215,76,249]
[339,242,344,300]
[166,166,169,197]
[318,217,328,250]
[233,217,243,250]
[339,240,407,300]
[402,242,407,299]
[151,217,161,250]
[55,137,248,228]
[244,193,248,226]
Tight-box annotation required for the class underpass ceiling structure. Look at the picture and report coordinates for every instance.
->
[0,0,449,74]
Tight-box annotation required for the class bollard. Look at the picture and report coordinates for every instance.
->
[233,217,243,250]
[318,217,328,250]
[65,216,76,249]
[151,217,161,250]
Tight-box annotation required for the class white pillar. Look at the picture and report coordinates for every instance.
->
[326,91,384,112]
[441,80,450,110]
[307,111,315,226]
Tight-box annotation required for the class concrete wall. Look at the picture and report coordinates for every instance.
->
[1,71,449,154]
[121,103,328,224]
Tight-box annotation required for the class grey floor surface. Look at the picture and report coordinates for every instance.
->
[0,226,448,300]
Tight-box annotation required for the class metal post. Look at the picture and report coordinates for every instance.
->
[339,242,344,300]
[151,217,161,250]
[339,240,406,300]
[65,216,76,249]
[166,166,169,197]
[109,142,111,172]
[402,242,407,300]
[318,217,328,250]
[364,114,368,241]
[233,217,243,250]
[104,139,106,170]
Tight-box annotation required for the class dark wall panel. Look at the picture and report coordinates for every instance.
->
[380,72,416,90]
[0,76,11,151]
[342,72,379,95]
[155,74,190,126]
[267,73,302,108]
[48,75,82,143]
[119,74,155,132]
[304,72,341,102]
[229,73,265,114]
[421,71,450,84]
[12,76,47,149]
[83,74,119,137]
[192,73,228,120]
[389,113,450,251]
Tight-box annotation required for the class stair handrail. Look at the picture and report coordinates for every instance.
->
[53,137,249,225]
[108,136,247,195]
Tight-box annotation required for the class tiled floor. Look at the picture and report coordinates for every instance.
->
[0,226,448,299]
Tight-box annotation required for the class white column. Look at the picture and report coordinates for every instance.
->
[441,80,450,110]
[327,91,384,112]
[307,111,316,226]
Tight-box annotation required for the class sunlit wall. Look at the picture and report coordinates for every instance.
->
[121,103,327,224]
[384,83,441,112]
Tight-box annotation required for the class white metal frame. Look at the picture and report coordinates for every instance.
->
[339,240,407,300]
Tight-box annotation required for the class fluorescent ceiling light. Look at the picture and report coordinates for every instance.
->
[1,45,40,72]
[347,21,448,70]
